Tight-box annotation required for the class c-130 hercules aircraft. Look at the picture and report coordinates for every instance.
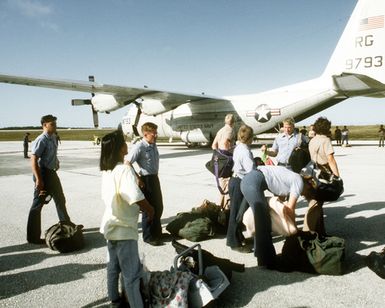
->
[0,0,384,146]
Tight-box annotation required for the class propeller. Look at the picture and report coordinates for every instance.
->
[132,99,142,136]
[88,75,99,128]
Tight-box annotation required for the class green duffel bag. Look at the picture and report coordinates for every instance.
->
[299,232,345,275]
[178,217,215,242]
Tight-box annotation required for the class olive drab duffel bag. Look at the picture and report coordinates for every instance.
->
[45,222,84,253]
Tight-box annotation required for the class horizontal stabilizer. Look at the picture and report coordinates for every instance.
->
[333,73,385,98]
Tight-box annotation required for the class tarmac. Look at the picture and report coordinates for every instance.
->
[0,140,384,307]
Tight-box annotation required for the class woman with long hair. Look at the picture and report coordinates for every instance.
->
[99,130,154,307]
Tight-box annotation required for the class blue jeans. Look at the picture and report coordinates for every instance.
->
[107,240,143,307]
[27,168,71,242]
[240,170,276,267]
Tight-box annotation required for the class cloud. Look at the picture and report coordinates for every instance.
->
[7,0,58,31]
[8,0,52,18]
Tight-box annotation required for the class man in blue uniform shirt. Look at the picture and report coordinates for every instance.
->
[27,115,75,244]
[126,122,164,246]
[261,117,307,169]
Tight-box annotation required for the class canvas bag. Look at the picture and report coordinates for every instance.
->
[281,231,345,275]
[301,160,344,201]
[299,232,345,275]
[45,222,84,253]
[288,133,310,173]
[242,196,297,238]
[300,143,344,201]
[205,150,233,194]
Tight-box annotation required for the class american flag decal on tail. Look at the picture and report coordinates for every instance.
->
[358,15,384,31]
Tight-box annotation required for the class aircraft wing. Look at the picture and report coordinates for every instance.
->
[0,73,229,114]
[333,73,385,98]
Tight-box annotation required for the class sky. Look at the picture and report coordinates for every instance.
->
[0,0,384,128]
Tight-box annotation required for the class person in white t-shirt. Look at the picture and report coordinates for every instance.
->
[99,130,154,308]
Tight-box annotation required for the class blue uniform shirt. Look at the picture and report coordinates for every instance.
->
[272,132,306,165]
[232,143,255,179]
[257,165,303,198]
[126,139,159,176]
[31,132,59,170]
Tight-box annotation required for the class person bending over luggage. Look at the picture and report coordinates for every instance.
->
[240,166,304,269]
[126,122,164,246]
[303,117,340,236]
[27,114,78,245]
[227,124,255,253]
[99,130,154,308]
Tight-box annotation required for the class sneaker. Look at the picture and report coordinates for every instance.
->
[366,249,385,279]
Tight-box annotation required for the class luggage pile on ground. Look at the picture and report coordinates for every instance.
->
[166,200,228,242]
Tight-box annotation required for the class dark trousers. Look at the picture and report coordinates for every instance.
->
[141,174,163,242]
[226,177,245,247]
[23,143,28,158]
[27,168,71,242]
[240,170,276,267]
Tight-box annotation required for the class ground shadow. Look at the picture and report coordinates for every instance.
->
[0,263,105,299]
[294,199,385,273]
[216,265,314,307]
[81,297,110,308]
[0,228,106,274]
[323,201,385,273]
[160,148,210,159]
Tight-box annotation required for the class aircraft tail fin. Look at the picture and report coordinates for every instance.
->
[323,0,385,88]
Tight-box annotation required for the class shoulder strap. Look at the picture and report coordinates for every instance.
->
[296,133,302,148]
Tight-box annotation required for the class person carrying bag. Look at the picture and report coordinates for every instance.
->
[301,117,342,236]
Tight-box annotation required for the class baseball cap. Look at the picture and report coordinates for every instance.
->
[41,114,57,125]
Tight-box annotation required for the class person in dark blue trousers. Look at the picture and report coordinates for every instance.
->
[226,125,255,253]
[241,166,304,269]
[126,122,164,246]
[27,115,75,244]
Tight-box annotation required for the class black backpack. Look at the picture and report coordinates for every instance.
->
[289,133,310,173]
[45,222,84,253]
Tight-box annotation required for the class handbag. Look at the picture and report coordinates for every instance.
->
[149,270,192,308]
[288,133,310,173]
[241,197,297,238]
[205,150,233,194]
[301,160,344,201]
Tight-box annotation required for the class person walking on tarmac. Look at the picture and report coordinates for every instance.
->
[23,132,31,158]
[378,124,385,147]
[126,122,164,246]
[27,115,78,244]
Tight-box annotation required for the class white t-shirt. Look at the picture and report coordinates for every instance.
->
[100,163,145,240]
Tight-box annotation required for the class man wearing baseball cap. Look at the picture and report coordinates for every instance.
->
[27,114,76,244]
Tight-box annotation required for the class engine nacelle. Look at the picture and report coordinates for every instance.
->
[180,129,210,143]
[140,98,174,115]
[91,94,122,112]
